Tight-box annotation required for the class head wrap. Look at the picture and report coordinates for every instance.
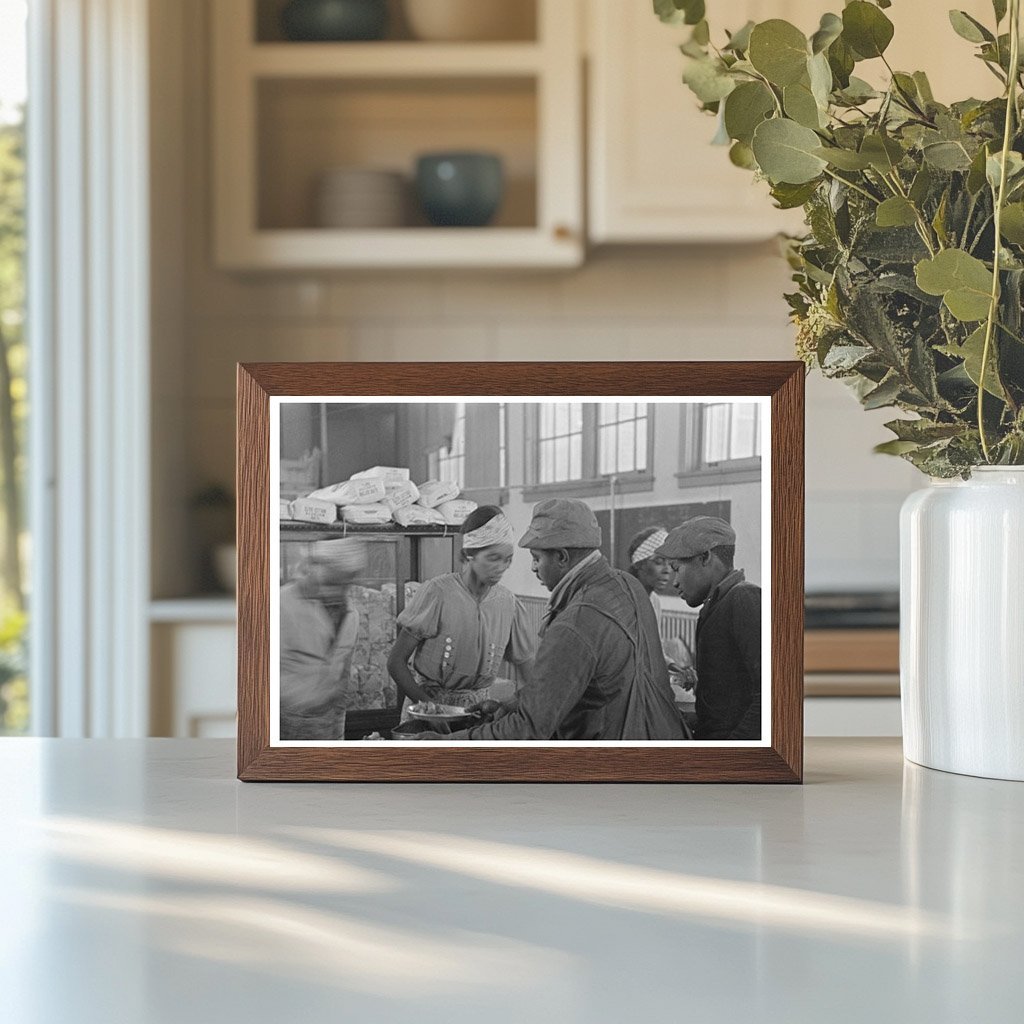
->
[462,513,516,551]
[630,528,668,565]
[307,539,368,577]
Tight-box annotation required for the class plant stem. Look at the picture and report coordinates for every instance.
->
[884,171,939,255]
[979,0,1021,462]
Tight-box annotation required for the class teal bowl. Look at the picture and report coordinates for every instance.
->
[281,0,388,42]
[415,152,505,228]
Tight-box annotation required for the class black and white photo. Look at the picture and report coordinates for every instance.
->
[270,396,770,747]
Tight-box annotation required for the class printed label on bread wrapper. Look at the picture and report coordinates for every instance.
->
[341,503,393,525]
[290,497,338,524]
[437,499,478,525]
[392,504,447,527]
[416,479,461,508]
[308,477,387,506]
[351,466,411,485]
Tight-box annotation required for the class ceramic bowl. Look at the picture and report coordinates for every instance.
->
[281,0,388,42]
[414,152,504,228]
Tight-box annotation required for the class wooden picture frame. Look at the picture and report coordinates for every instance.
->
[237,362,804,782]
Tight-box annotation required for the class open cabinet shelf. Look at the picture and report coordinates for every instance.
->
[212,0,583,269]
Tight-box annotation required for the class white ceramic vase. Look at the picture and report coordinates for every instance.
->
[900,467,1024,781]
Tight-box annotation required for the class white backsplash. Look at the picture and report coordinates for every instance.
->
[179,248,918,594]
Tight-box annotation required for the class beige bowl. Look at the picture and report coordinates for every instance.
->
[403,0,535,41]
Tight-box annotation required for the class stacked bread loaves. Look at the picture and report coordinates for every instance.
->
[287,466,478,527]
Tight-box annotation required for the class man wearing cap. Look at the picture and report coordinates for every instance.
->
[279,539,367,740]
[657,517,761,740]
[445,498,687,741]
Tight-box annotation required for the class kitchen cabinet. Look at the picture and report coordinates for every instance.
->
[588,0,809,243]
[211,0,583,269]
[586,0,999,244]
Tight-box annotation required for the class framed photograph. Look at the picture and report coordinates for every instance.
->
[237,362,804,782]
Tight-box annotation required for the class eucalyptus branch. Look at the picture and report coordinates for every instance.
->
[979,0,1021,461]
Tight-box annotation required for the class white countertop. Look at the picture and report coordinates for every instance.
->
[1,738,1021,1023]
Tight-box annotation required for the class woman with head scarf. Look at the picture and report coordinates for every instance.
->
[627,526,697,700]
[387,505,535,716]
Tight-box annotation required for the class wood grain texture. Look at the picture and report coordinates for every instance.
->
[804,629,899,674]
[237,361,805,783]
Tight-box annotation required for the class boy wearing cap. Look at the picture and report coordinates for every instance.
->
[447,498,687,741]
[279,539,366,740]
[657,517,762,740]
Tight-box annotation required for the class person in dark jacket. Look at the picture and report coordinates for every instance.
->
[436,499,688,741]
[656,517,762,740]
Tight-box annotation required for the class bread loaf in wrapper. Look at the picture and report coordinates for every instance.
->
[308,477,387,506]
[415,479,460,508]
[290,497,338,524]
[383,479,420,512]
[436,499,478,526]
[350,466,411,485]
[341,503,393,525]
[392,504,446,527]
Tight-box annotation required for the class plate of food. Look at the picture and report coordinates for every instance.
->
[406,700,475,723]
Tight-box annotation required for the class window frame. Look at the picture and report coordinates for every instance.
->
[677,403,762,489]
[522,402,655,501]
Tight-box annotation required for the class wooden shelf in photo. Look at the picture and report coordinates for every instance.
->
[249,42,545,79]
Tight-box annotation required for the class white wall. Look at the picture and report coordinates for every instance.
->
[152,0,921,598]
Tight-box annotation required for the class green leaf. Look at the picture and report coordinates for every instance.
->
[813,146,872,170]
[692,19,710,46]
[862,374,903,409]
[748,20,809,87]
[967,144,991,194]
[653,0,705,26]
[842,1,895,59]
[751,118,828,184]
[808,52,833,110]
[922,140,973,171]
[948,10,994,44]
[876,197,918,228]
[912,71,935,104]
[874,439,922,455]
[723,81,776,144]
[827,36,856,89]
[884,418,963,443]
[909,164,933,205]
[682,57,736,104]
[932,190,950,247]
[729,140,758,170]
[770,180,820,209]
[938,325,1006,398]
[993,0,1008,24]
[837,76,879,104]
[915,249,994,322]
[724,20,755,53]
[810,12,843,54]
[860,133,904,173]
[784,80,825,129]
[1000,203,1024,245]
[986,150,1024,191]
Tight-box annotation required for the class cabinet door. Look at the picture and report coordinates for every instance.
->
[588,0,814,243]
[588,0,1001,244]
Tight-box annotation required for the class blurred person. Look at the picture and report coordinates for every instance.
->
[428,499,688,741]
[387,506,535,717]
[657,517,761,740]
[279,539,367,740]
